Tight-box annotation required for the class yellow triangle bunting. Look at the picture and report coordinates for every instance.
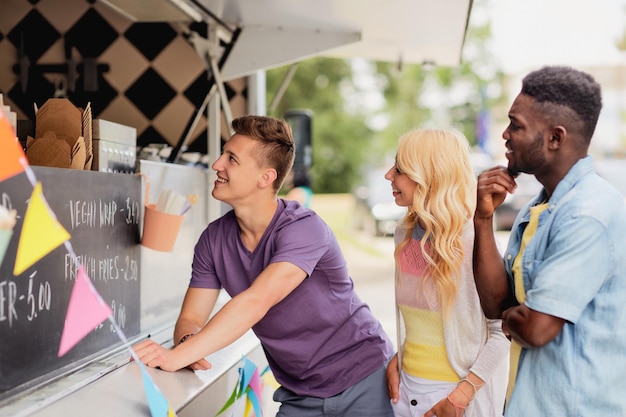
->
[14,182,71,276]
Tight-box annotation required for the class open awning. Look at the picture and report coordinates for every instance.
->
[99,0,473,80]
[98,0,473,163]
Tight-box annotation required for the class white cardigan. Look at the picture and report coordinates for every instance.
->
[394,223,510,417]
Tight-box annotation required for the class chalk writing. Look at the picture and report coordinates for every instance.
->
[109,299,127,332]
[0,271,52,327]
[124,197,140,225]
[99,200,117,227]
[26,272,51,321]
[0,280,17,327]
[123,255,139,281]
[69,200,97,229]
[68,199,128,230]
[64,254,137,283]
[1,192,13,211]
[65,254,95,281]
[0,166,141,398]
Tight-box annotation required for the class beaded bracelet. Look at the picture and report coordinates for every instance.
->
[458,377,482,397]
[178,333,194,345]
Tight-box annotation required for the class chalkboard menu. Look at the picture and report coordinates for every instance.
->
[0,167,141,401]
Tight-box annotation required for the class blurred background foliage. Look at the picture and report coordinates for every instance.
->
[266,8,506,194]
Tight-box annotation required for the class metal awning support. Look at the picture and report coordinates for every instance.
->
[167,25,241,163]
[206,25,234,135]
[267,62,299,116]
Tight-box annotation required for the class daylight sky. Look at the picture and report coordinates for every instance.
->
[477,0,626,74]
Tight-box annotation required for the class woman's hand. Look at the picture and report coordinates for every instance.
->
[422,396,463,417]
[386,353,400,404]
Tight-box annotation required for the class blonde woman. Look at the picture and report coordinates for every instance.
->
[385,129,509,417]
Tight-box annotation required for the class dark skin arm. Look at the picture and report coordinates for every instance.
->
[473,166,518,318]
[502,304,566,348]
[475,168,566,345]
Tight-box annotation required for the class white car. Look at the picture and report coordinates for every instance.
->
[353,169,407,237]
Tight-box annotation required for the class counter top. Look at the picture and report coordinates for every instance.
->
[2,327,270,417]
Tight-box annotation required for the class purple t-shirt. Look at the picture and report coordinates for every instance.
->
[190,199,393,397]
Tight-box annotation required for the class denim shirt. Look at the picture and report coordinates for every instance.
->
[503,156,626,417]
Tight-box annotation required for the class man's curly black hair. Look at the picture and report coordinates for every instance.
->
[522,66,602,142]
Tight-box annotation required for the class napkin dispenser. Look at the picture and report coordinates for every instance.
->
[92,119,137,173]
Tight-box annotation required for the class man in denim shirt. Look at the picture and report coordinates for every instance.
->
[472,65,626,416]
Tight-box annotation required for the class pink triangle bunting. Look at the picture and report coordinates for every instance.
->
[58,266,112,356]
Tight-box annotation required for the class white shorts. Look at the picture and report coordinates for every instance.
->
[391,371,461,417]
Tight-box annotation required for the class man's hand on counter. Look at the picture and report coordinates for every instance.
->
[131,338,212,372]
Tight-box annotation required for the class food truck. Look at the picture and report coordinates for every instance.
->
[0,0,472,415]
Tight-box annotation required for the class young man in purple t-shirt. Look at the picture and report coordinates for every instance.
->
[133,115,394,416]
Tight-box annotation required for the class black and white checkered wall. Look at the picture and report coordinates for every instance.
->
[0,0,247,154]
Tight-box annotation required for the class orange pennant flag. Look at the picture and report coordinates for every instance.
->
[0,109,27,182]
[58,266,113,356]
[14,182,71,276]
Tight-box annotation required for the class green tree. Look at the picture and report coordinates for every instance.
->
[368,61,430,164]
[266,58,375,193]
[267,1,506,192]
[373,16,506,161]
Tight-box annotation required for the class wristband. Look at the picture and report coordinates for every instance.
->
[459,377,482,396]
[178,333,194,345]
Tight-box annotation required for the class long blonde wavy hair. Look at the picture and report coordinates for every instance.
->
[394,128,476,318]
